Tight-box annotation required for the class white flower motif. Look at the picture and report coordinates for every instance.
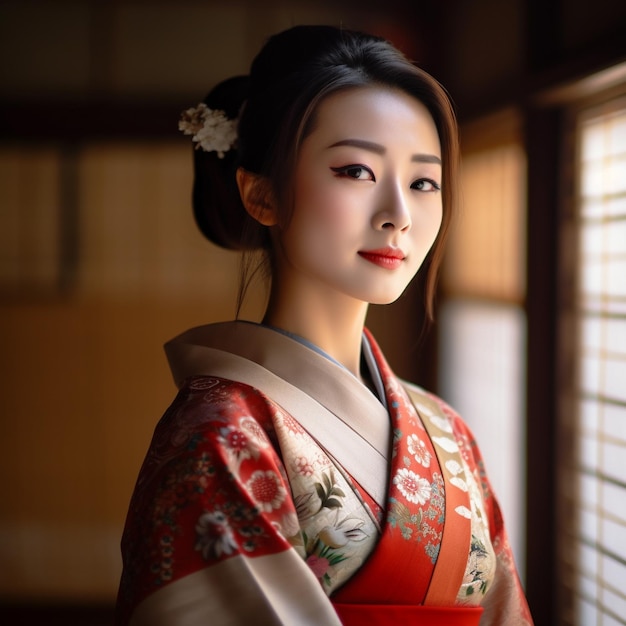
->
[393,468,431,505]
[292,455,315,477]
[407,434,432,467]
[431,435,459,453]
[220,427,250,453]
[318,517,370,549]
[277,412,306,436]
[239,416,270,449]
[444,459,468,490]
[246,470,287,512]
[412,400,433,418]
[429,415,453,433]
[274,512,300,539]
[444,459,464,476]
[195,510,238,559]
[179,103,237,158]
[450,476,469,492]
[319,525,351,549]
[455,505,472,519]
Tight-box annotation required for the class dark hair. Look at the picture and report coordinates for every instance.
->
[191,25,459,319]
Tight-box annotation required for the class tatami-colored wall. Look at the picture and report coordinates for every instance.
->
[0,0,427,603]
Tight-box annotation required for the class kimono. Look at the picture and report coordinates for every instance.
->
[115,321,533,625]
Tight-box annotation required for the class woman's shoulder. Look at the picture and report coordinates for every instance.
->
[157,374,279,440]
[126,375,287,537]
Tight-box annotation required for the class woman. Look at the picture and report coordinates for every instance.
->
[115,25,533,625]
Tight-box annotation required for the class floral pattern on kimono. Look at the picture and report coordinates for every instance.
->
[115,327,533,626]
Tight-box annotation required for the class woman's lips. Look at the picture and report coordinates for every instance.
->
[358,248,406,269]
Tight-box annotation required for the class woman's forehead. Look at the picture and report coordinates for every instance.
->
[305,86,441,156]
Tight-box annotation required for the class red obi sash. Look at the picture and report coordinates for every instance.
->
[334,603,484,625]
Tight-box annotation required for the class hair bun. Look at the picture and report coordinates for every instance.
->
[202,75,249,119]
[191,75,256,249]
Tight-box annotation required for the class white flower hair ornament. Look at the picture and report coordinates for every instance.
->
[178,103,237,158]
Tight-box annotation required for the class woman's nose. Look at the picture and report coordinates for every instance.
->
[372,183,412,232]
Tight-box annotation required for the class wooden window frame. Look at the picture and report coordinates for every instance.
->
[525,63,626,625]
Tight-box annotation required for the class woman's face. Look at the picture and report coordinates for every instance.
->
[274,85,443,306]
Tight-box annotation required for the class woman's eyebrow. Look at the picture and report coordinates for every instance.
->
[327,138,441,164]
[412,153,442,165]
[328,138,386,154]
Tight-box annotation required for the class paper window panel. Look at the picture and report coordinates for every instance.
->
[570,99,626,626]
[438,299,527,575]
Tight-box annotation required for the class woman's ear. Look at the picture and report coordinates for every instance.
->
[236,168,278,226]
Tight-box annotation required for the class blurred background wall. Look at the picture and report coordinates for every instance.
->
[1,1,625,625]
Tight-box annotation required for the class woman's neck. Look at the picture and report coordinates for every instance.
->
[262,288,369,381]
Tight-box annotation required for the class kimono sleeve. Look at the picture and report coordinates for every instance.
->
[115,376,341,626]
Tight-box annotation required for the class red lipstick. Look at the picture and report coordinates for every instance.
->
[358,247,406,269]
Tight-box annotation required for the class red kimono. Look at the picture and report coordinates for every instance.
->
[115,321,533,625]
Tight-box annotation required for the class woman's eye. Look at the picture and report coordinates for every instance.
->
[411,178,441,192]
[331,165,375,181]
